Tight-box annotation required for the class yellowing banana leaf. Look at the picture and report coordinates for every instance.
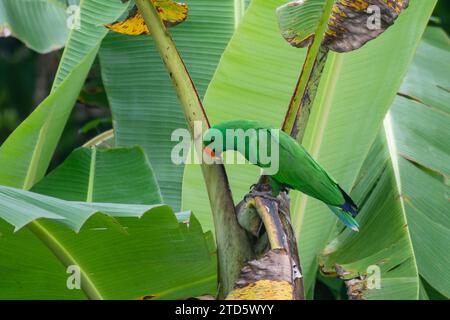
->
[106,0,188,36]
[0,0,68,53]
[83,129,115,148]
[318,26,450,299]
[277,0,410,52]
[279,0,411,138]
[0,146,216,299]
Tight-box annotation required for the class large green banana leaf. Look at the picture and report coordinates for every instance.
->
[0,8,132,297]
[0,0,128,190]
[318,132,420,299]
[98,0,238,210]
[0,147,216,299]
[310,26,449,299]
[291,0,436,293]
[32,146,162,204]
[52,0,127,88]
[0,0,68,53]
[182,0,437,295]
[0,184,164,232]
[390,26,449,298]
[0,49,95,189]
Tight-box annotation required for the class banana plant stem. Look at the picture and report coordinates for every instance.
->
[135,0,253,297]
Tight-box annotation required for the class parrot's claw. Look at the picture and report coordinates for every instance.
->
[244,191,280,203]
[249,182,270,192]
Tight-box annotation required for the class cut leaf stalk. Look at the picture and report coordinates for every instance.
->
[281,0,335,140]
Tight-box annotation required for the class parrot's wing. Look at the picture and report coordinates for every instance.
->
[269,130,360,231]
[276,131,339,184]
[273,131,350,206]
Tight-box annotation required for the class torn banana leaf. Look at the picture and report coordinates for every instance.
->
[0,146,216,299]
[106,0,188,36]
[277,0,410,52]
[318,131,419,300]
[0,187,216,300]
[317,27,449,299]
[1,146,163,231]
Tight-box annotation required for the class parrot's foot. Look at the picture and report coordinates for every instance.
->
[247,178,279,203]
[244,191,280,203]
[249,182,272,193]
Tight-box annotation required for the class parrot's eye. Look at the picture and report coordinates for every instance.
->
[205,136,215,146]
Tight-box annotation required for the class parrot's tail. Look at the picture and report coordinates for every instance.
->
[328,186,360,232]
[337,185,358,217]
[328,206,360,232]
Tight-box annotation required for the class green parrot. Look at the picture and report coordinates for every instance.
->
[202,120,360,232]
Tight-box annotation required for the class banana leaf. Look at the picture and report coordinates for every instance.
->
[0,0,69,53]
[391,26,449,298]
[0,0,128,190]
[0,146,216,299]
[318,132,419,299]
[318,26,449,299]
[32,146,162,204]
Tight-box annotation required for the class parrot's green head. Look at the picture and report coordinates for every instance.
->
[202,120,273,160]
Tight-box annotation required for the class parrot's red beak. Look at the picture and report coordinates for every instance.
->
[204,146,216,158]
